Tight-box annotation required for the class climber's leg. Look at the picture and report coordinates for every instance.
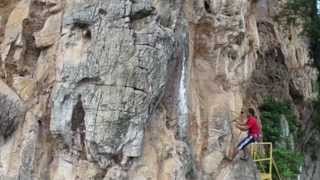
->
[232,135,254,160]
[241,147,249,161]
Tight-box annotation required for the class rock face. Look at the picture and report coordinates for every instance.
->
[0,0,318,179]
[0,80,25,139]
[51,0,176,168]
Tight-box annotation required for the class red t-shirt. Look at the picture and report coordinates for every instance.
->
[247,116,261,136]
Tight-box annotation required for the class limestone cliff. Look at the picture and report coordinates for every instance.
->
[0,0,318,180]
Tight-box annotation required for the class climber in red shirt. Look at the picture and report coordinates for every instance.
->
[230,108,262,161]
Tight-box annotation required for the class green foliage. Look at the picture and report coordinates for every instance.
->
[275,1,320,178]
[281,0,312,25]
[280,0,320,43]
[282,0,320,136]
[259,97,299,143]
[259,97,303,180]
[279,0,320,77]
[273,148,304,179]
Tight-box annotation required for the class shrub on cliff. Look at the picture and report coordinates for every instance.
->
[259,97,298,143]
[273,148,304,179]
[259,97,303,180]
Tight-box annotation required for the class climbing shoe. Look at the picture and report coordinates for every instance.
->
[240,156,249,161]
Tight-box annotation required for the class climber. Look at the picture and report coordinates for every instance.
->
[230,108,262,161]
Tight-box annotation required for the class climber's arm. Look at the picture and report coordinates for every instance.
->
[232,111,245,125]
[235,121,247,126]
[236,124,248,131]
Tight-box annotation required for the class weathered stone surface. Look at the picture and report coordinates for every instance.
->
[34,12,62,48]
[0,16,4,44]
[50,155,102,180]
[0,80,25,139]
[302,131,320,180]
[202,151,224,174]
[216,159,260,180]
[0,106,40,180]
[1,0,30,63]
[12,76,37,101]
[50,0,175,168]
[35,42,57,85]
[186,0,260,179]
[104,165,128,180]
[128,108,193,180]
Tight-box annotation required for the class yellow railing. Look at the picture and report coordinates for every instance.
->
[251,142,282,180]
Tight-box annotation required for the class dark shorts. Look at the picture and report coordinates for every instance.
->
[237,135,255,150]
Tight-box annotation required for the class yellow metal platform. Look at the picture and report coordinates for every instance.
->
[251,142,282,180]
[260,173,272,180]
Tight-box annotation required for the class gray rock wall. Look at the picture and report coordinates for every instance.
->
[50,0,176,169]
